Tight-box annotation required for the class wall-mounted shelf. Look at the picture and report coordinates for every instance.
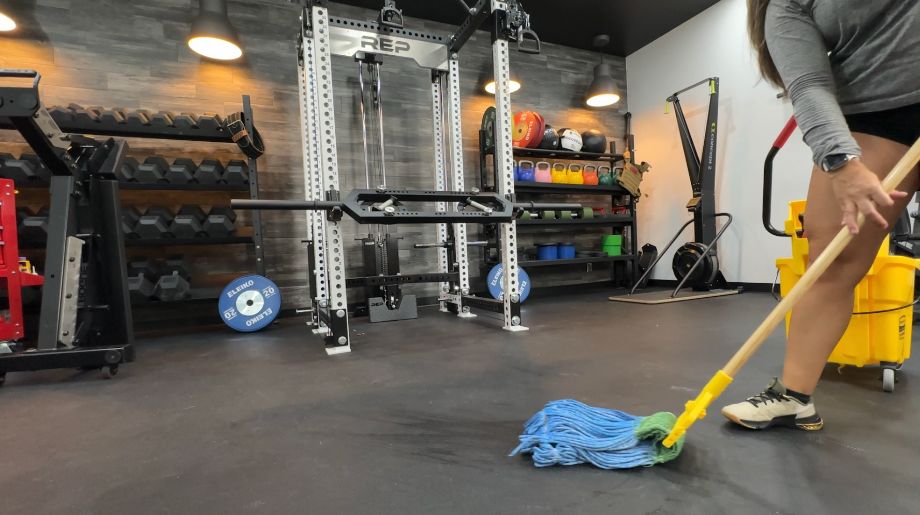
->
[519,255,635,268]
[125,236,253,247]
[517,216,633,226]
[514,182,629,195]
[482,145,626,163]
[121,183,249,192]
[6,180,250,192]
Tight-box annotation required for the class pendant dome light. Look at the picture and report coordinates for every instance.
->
[585,35,620,108]
[187,0,243,61]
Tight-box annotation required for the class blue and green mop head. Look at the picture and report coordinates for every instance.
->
[509,399,685,469]
[511,371,733,469]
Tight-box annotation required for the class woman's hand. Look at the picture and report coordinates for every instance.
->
[829,158,907,234]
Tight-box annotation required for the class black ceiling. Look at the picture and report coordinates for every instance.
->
[329,0,720,56]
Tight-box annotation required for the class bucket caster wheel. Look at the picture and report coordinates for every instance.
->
[882,368,895,393]
[101,365,118,380]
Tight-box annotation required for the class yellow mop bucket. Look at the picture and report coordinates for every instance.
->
[776,200,918,390]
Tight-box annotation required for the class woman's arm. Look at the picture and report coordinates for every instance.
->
[765,0,861,167]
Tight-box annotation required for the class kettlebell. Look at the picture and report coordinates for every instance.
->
[598,165,613,186]
[551,163,567,184]
[514,160,521,181]
[582,164,599,186]
[566,164,584,185]
[535,161,552,183]
[517,160,536,182]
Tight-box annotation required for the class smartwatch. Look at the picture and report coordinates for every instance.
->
[821,153,860,173]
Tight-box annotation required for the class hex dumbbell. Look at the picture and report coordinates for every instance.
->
[154,272,191,301]
[170,205,208,239]
[223,160,250,185]
[135,156,169,183]
[122,206,142,239]
[194,159,224,184]
[166,158,197,184]
[136,206,175,239]
[204,207,237,237]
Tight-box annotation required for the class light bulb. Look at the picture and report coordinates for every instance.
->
[485,80,522,95]
[586,93,620,107]
[188,36,243,61]
[0,12,17,32]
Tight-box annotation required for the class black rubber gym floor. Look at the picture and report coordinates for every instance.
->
[1,291,917,514]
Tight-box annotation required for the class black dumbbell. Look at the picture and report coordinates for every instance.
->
[194,159,224,184]
[2,154,46,184]
[166,158,197,184]
[148,111,175,129]
[154,272,191,301]
[122,206,142,239]
[21,154,50,183]
[124,109,151,128]
[223,160,250,185]
[68,103,99,125]
[128,257,161,281]
[0,153,14,179]
[172,113,199,131]
[20,213,49,241]
[204,207,237,238]
[117,157,139,182]
[48,106,75,126]
[135,156,169,183]
[128,274,156,302]
[16,207,34,226]
[171,205,207,239]
[196,113,223,132]
[162,255,191,280]
[136,206,175,239]
[98,108,126,125]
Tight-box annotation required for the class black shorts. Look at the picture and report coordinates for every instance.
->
[845,102,920,147]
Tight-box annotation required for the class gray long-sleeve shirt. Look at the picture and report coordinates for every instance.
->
[765,0,920,165]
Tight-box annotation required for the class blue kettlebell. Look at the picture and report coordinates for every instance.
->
[517,160,536,182]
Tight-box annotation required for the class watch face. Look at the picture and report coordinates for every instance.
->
[823,154,848,171]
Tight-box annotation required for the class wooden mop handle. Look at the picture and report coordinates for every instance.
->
[724,136,920,376]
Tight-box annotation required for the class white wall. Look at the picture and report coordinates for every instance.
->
[625,0,813,283]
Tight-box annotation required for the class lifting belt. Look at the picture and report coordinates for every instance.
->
[225,111,265,159]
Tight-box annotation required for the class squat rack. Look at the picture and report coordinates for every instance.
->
[286,0,542,354]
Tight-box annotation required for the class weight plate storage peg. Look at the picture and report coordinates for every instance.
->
[220,275,282,332]
[486,263,531,303]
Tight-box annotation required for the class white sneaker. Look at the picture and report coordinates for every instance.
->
[721,378,824,431]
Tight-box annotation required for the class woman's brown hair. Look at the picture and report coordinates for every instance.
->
[747,0,785,89]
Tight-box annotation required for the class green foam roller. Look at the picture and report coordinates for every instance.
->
[560,210,573,219]
[520,211,532,220]
[580,207,594,219]
[541,210,557,220]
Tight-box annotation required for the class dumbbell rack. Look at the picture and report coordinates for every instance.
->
[0,95,265,303]
[478,130,640,287]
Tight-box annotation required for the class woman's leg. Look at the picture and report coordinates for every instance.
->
[722,133,917,430]
[782,133,918,395]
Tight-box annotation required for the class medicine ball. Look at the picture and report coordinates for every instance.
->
[581,129,607,153]
[539,124,560,150]
[559,128,583,152]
